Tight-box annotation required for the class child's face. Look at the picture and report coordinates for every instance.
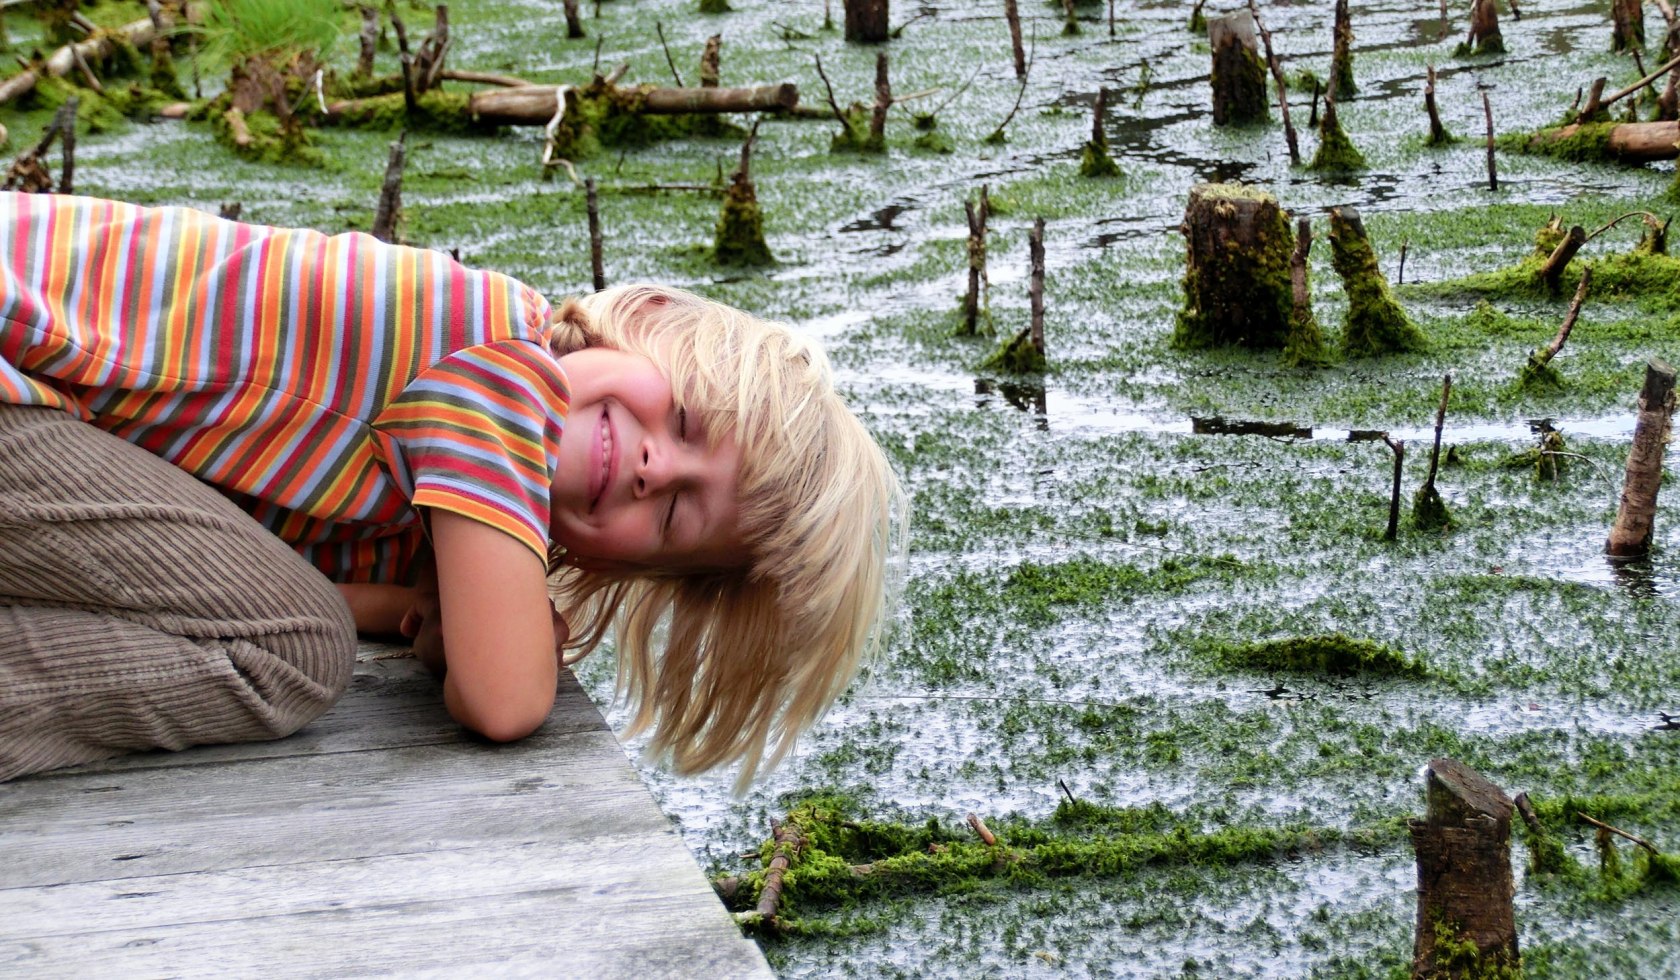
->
[549,348,744,573]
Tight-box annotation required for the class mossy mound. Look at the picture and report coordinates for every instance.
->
[1309,112,1367,172]
[210,106,324,166]
[829,104,881,154]
[1439,249,1680,309]
[1412,484,1452,530]
[714,183,773,266]
[699,0,732,11]
[1078,140,1121,177]
[1215,633,1431,679]
[317,89,484,136]
[983,329,1046,373]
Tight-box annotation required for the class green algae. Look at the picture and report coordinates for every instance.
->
[982,327,1045,373]
[1210,634,1431,680]
[1078,138,1120,178]
[1513,122,1618,163]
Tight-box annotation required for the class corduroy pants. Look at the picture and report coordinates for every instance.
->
[0,403,357,781]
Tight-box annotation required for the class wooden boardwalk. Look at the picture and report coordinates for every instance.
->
[0,646,774,979]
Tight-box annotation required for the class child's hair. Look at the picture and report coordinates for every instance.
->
[545,283,907,792]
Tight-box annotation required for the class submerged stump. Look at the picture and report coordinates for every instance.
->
[845,0,889,43]
[1612,0,1645,53]
[1331,0,1356,97]
[1208,11,1268,126]
[1079,88,1121,177]
[1175,183,1294,349]
[1409,759,1522,979]
[1459,0,1505,55]
[1328,207,1425,357]
[1285,217,1328,366]
[1606,358,1678,558]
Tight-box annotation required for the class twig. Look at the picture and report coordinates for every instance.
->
[1583,210,1664,244]
[1381,435,1405,541]
[1482,90,1497,192]
[1576,812,1661,855]
[924,64,982,119]
[1423,373,1451,492]
[967,813,997,846]
[986,22,1036,142]
[1599,52,1680,111]
[1247,0,1299,166]
[655,21,684,87]
[1057,778,1078,806]
[812,53,846,125]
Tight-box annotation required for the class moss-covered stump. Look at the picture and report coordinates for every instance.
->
[1328,207,1425,357]
[983,327,1045,373]
[714,129,773,266]
[1079,89,1121,177]
[1455,0,1506,56]
[1207,11,1268,127]
[1175,183,1294,349]
[1309,93,1366,172]
[1412,484,1452,531]
[1516,120,1679,164]
[1330,0,1356,98]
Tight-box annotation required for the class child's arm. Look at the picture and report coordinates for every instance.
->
[336,582,420,636]
[426,509,559,742]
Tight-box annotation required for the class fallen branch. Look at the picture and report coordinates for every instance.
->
[0,3,203,107]
[1525,120,1680,163]
[328,82,798,126]
[1576,812,1661,855]
[967,813,997,846]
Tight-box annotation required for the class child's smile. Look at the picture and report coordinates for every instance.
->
[550,348,745,573]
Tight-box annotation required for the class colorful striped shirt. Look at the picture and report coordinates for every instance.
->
[0,193,568,583]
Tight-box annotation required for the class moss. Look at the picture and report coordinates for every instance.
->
[1329,211,1426,357]
[1424,916,1522,980]
[27,75,130,135]
[1453,35,1506,57]
[320,89,486,135]
[714,175,773,266]
[1412,484,1452,530]
[1513,121,1618,163]
[1212,633,1431,679]
[1174,184,1294,350]
[829,104,881,154]
[1289,68,1322,93]
[1283,288,1330,368]
[1309,109,1367,172]
[698,0,732,11]
[982,328,1046,373]
[1078,139,1120,178]
[211,106,324,166]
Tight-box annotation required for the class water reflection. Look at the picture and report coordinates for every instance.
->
[1606,555,1661,599]
[974,377,1048,428]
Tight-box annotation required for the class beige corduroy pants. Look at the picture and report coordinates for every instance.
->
[0,404,357,781]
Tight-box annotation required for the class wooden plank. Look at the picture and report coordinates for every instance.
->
[38,647,610,777]
[0,728,664,887]
[0,837,768,979]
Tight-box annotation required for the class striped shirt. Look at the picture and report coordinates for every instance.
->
[0,193,568,583]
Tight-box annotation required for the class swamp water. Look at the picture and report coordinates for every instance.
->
[10,0,1680,975]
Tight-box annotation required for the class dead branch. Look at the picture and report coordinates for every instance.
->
[1576,812,1661,855]
[1382,435,1405,541]
[967,813,997,846]
[656,21,684,87]
[1247,0,1299,165]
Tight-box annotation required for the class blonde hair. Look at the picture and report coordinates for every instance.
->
[546,284,907,792]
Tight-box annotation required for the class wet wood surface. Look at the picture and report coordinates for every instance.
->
[0,646,773,979]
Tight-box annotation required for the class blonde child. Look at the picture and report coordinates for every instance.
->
[0,193,904,790]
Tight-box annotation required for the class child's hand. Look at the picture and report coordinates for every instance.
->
[400,592,447,677]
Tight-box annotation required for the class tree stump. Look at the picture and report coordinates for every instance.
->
[1175,183,1294,349]
[1425,64,1453,145]
[1079,88,1120,177]
[1329,207,1425,356]
[370,133,406,243]
[845,0,889,43]
[1409,758,1521,979]
[1613,0,1645,53]
[1461,0,1505,55]
[1208,11,1268,126]
[1606,358,1678,557]
[1331,0,1356,96]
[961,184,990,336]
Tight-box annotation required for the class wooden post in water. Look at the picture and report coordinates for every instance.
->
[1410,758,1521,979]
[562,0,585,39]
[1466,0,1504,54]
[844,0,888,43]
[1382,436,1405,541]
[1607,358,1678,558]
[371,133,406,244]
[1247,0,1299,165]
[869,52,891,150]
[962,184,990,335]
[1482,91,1496,191]
[1331,0,1356,96]
[1208,11,1268,126]
[586,177,605,291]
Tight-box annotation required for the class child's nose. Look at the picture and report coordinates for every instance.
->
[634,443,678,497]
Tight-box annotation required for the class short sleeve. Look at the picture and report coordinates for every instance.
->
[373,339,569,562]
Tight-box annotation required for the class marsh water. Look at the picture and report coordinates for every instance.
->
[14,0,1680,975]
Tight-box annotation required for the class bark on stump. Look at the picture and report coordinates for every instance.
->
[845,0,889,43]
[1285,216,1326,366]
[1425,64,1453,145]
[714,123,772,266]
[1208,11,1268,127]
[1409,758,1521,979]
[370,133,406,243]
[1606,358,1678,558]
[1613,0,1646,53]
[961,184,990,336]
[1331,0,1356,96]
[1462,0,1505,55]
[1329,207,1425,357]
[1175,183,1294,349]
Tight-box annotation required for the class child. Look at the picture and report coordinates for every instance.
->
[0,192,905,791]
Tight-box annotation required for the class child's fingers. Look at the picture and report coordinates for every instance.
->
[399,606,422,638]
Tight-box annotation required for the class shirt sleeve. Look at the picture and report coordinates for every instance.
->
[373,339,569,562]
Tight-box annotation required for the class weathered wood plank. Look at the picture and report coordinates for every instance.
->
[37,647,609,777]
